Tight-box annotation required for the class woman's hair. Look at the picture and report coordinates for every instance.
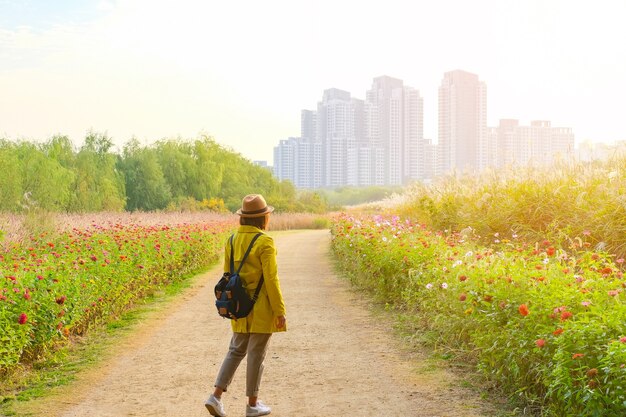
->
[240,214,269,230]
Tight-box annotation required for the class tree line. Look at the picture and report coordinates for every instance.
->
[0,133,328,213]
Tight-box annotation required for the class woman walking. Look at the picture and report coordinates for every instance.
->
[205,194,287,417]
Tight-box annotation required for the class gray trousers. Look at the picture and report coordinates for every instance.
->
[215,332,272,397]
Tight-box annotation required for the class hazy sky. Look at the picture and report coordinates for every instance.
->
[1,0,625,162]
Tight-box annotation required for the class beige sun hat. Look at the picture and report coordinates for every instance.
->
[235,194,275,218]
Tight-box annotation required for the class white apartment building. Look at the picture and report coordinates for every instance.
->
[316,88,362,187]
[491,119,574,167]
[365,76,425,185]
[438,70,488,175]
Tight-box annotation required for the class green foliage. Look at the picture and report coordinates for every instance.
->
[120,139,172,211]
[0,133,329,214]
[332,214,626,415]
[0,142,22,211]
[0,219,232,374]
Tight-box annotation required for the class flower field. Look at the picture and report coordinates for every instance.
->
[0,215,232,373]
[331,214,626,415]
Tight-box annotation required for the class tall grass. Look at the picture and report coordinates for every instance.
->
[396,156,626,258]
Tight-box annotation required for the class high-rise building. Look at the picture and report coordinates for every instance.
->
[365,76,425,185]
[272,136,322,189]
[438,70,487,175]
[492,119,574,167]
[316,88,362,187]
[273,138,296,183]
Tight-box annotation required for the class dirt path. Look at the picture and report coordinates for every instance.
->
[22,230,496,417]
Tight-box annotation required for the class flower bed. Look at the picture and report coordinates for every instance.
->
[1,220,231,372]
[331,214,626,415]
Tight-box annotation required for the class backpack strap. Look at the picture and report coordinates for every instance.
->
[229,232,263,275]
[229,232,265,302]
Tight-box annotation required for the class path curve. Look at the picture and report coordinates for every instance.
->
[28,230,493,417]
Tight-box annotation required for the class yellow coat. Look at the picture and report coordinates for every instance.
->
[224,225,287,333]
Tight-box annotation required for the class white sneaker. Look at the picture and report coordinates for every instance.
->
[246,400,271,417]
[205,394,227,417]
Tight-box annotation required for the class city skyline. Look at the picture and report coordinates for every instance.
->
[1,1,626,163]
[274,70,577,187]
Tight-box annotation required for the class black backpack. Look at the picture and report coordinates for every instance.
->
[214,233,264,319]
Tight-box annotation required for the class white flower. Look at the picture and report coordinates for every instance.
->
[382,236,388,242]
[543,258,549,264]
[465,251,474,258]
[494,239,500,243]
[425,283,433,289]
[512,233,518,239]
[441,282,448,289]
[452,260,463,268]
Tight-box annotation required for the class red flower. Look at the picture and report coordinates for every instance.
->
[535,339,546,348]
[56,295,66,305]
[546,247,556,256]
[601,267,613,275]
[18,313,28,325]
[459,293,467,301]
[620,337,626,343]
[458,275,467,282]
[572,353,585,360]
[553,328,564,336]
[560,311,573,321]
[518,304,530,316]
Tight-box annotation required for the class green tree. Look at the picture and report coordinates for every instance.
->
[71,132,125,211]
[154,140,197,200]
[119,139,172,211]
[13,141,74,211]
[0,141,23,211]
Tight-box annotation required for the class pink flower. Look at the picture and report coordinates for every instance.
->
[535,339,546,348]
[581,301,591,307]
[619,337,626,343]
